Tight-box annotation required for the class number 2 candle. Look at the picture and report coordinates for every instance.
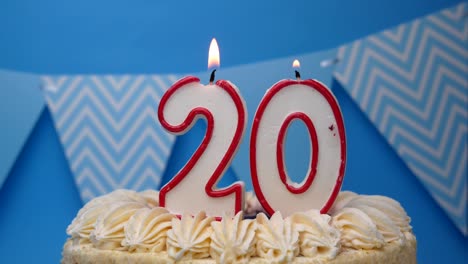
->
[250,59,346,217]
[157,39,247,218]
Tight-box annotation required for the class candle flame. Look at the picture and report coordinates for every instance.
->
[292,59,300,68]
[208,38,220,69]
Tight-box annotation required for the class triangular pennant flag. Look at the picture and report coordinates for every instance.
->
[0,70,44,189]
[42,74,177,202]
[334,3,467,235]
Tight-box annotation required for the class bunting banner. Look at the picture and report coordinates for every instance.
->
[42,75,177,202]
[0,70,44,189]
[334,3,467,235]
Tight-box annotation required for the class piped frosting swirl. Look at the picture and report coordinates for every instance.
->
[166,211,214,261]
[66,189,152,243]
[332,207,386,249]
[290,210,341,260]
[122,207,174,252]
[90,201,147,250]
[256,212,300,263]
[210,212,257,264]
[328,191,412,249]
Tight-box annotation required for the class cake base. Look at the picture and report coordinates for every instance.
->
[62,235,417,264]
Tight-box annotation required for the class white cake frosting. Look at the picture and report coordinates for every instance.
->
[63,190,416,264]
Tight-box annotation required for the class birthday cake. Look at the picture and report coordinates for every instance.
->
[61,189,417,264]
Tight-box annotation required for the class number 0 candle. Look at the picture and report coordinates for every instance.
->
[250,59,346,217]
[158,39,247,218]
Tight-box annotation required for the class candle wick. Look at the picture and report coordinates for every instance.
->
[209,69,217,84]
[295,70,301,80]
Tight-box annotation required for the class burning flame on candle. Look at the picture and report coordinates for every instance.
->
[292,59,300,68]
[208,38,220,69]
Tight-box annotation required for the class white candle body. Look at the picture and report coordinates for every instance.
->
[159,77,247,217]
[251,79,346,217]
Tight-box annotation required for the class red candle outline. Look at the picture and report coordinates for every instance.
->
[277,112,319,194]
[158,76,246,218]
[250,79,346,216]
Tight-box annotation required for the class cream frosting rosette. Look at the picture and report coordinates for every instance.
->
[66,190,151,244]
[122,207,174,252]
[210,212,257,264]
[166,211,214,261]
[290,210,341,260]
[255,212,300,263]
[89,201,147,250]
[330,191,413,250]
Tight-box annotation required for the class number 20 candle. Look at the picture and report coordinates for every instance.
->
[157,39,247,218]
[250,60,346,217]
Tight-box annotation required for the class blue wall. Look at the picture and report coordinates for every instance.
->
[0,0,466,263]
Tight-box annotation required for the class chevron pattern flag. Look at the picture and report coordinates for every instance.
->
[42,75,178,202]
[334,3,467,235]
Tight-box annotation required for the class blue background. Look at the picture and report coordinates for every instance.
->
[0,0,466,263]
